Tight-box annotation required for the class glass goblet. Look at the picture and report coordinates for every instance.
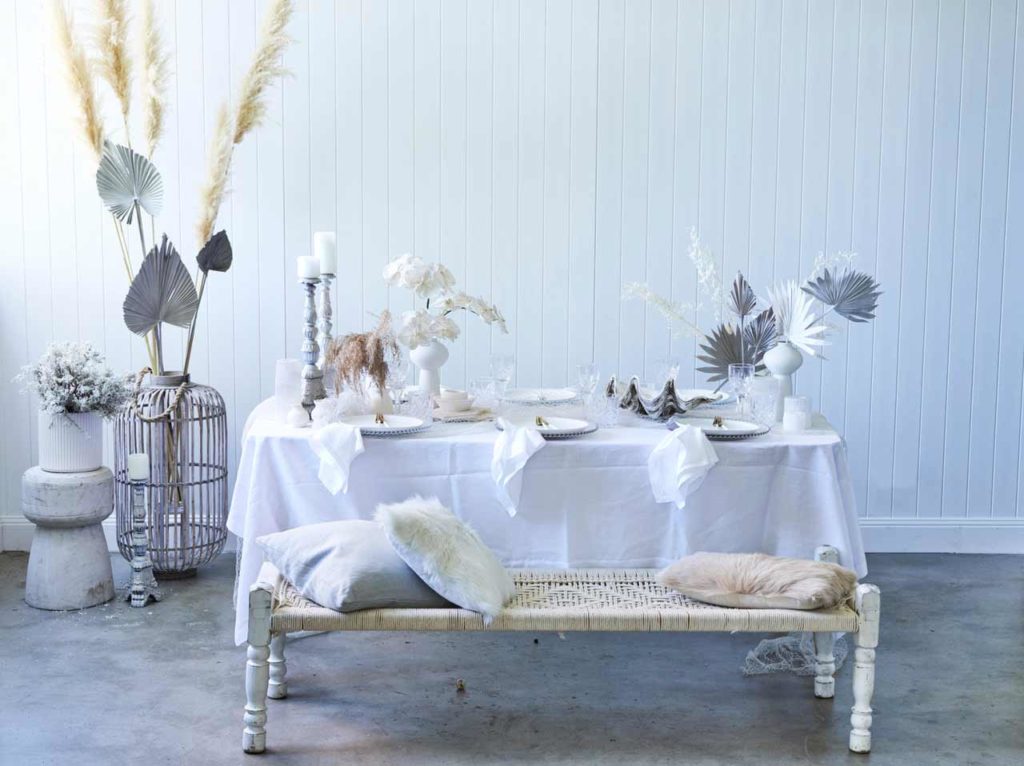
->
[728,363,756,418]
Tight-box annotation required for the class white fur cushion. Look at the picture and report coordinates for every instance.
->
[656,552,857,610]
[376,496,516,619]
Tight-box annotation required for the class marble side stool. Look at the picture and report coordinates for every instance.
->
[22,466,115,610]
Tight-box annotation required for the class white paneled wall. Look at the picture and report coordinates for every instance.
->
[2,0,1023,551]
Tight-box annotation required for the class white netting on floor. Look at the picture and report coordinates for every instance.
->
[742,632,849,677]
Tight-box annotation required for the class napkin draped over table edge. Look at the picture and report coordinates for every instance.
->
[647,423,718,509]
[491,418,547,517]
[310,422,366,495]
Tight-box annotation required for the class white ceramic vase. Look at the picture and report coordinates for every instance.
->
[409,339,449,397]
[762,341,803,422]
[38,411,103,473]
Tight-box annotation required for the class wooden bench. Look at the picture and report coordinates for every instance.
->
[242,545,880,755]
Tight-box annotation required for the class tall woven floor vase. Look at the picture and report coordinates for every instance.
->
[113,372,228,578]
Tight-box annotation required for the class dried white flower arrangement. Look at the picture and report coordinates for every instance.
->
[15,342,131,417]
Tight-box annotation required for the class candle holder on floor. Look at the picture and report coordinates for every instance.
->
[300,278,327,420]
[126,472,162,608]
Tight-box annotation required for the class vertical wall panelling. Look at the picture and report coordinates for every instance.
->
[3,0,1024,552]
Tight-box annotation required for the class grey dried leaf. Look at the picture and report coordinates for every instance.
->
[123,234,200,336]
[802,268,881,323]
[197,230,233,273]
[697,322,768,382]
[743,307,777,362]
[96,140,164,223]
[728,271,758,319]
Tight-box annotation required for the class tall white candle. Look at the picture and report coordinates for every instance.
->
[297,255,320,280]
[127,453,149,481]
[314,231,337,275]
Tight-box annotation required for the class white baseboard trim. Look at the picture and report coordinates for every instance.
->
[0,516,119,553]
[2,514,1023,554]
[858,517,1024,553]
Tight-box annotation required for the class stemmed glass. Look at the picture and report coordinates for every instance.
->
[489,354,515,395]
[728,363,756,418]
[576,363,600,398]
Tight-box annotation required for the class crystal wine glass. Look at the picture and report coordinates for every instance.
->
[728,363,755,418]
[576,363,600,398]
[489,354,515,395]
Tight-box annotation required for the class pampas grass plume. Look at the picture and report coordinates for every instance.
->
[50,0,105,158]
[139,0,170,158]
[233,0,293,144]
[93,0,132,126]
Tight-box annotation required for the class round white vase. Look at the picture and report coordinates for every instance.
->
[38,411,104,473]
[762,341,804,422]
[409,339,449,396]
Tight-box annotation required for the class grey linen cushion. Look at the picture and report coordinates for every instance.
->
[656,552,857,610]
[256,520,451,611]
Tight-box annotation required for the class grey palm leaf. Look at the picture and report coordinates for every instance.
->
[802,268,881,323]
[123,235,199,336]
[728,271,758,319]
[743,307,777,362]
[698,322,768,382]
[96,141,164,223]
[197,230,233,273]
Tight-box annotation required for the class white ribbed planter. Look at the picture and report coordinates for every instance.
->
[38,411,103,473]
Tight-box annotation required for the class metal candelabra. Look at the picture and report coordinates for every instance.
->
[317,273,334,367]
[300,278,327,419]
[126,480,162,607]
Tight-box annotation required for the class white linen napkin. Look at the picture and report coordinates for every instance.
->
[648,423,718,509]
[310,422,365,495]
[491,418,547,517]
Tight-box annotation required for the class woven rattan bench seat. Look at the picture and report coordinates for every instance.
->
[264,565,859,634]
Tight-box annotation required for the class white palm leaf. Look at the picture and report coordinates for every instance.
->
[96,141,164,223]
[767,280,828,357]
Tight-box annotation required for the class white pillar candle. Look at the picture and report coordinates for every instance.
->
[314,231,337,275]
[127,453,150,481]
[297,255,320,280]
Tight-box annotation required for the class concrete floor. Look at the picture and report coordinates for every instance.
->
[1,552,1021,766]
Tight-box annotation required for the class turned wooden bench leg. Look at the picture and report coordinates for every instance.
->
[243,584,273,754]
[812,545,839,698]
[268,633,288,700]
[850,584,881,753]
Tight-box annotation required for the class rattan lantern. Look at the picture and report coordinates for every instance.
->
[114,372,228,578]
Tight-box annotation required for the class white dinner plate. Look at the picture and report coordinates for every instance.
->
[496,416,597,439]
[698,418,769,440]
[500,387,579,405]
[336,414,430,437]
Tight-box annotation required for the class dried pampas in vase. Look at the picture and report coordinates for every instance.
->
[324,312,401,399]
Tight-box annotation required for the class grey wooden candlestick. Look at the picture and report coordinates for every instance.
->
[317,273,334,368]
[126,480,162,607]
[300,278,327,419]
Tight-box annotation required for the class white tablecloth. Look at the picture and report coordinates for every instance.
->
[228,400,867,644]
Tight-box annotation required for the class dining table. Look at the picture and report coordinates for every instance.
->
[227,398,867,644]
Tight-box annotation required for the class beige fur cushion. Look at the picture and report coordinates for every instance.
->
[656,552,857,610]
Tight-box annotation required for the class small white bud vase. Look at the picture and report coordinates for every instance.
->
[38,411,103,473]
[762,341,804,423]
[409,338,449,396]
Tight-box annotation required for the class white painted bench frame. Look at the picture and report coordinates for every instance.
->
[242,545,880,755]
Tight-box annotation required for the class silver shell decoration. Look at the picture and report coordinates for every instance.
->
[123,235,200,336]
[197,230,233,273]
[96,141,164,223]
[802,268,881,323]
